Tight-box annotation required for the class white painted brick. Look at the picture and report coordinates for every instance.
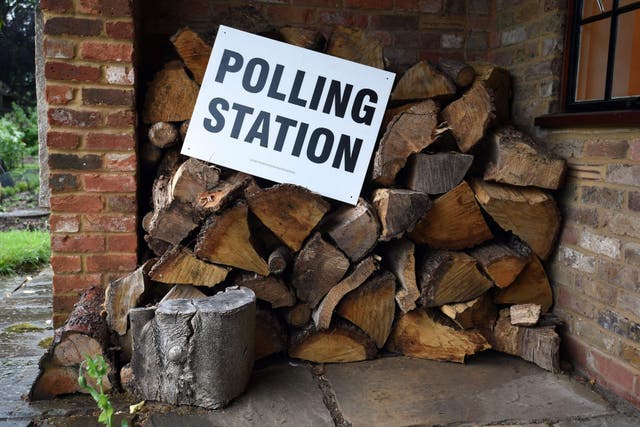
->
[560,246,596,273]
[578,229,621,259]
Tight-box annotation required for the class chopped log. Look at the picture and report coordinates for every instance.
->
[179,119,190,140]
[372,188,431,241]
[417,250,494,307]
[170,27,212,85]
[384,238,420,313]
[282,303,312,328]
[408,181,493,249]
[405,152,473,195]
[470,179,560,260]
[140,141,163,167]
[233,273,296,308]
[149,246,229,287]
[440,294,497,330]
[268,245,291,274]
[495,255,553,312]
[441,81,495,153]
[326,25,384,69]
[130,288,256,409]
[372,100,440,186]
[382,102,420,130]
[313,257,378,330]
[279,26,325,50]
[144,234,172,257]
[510,304,542,326]
[490,309,560,373]
[146,174,198,246]
[391,61,457,101]
[142,61,199,123]
[468,239,531,288]
[289,321,377,363]
[160,284,206,303]
[247,184,330,252]
[437,59,475,88]
[106,259,155,336]
[255,308,287,360]
[170,158,220,205]
[336,271,396,348]
[470,62,512,123]
[213,5,275,36]
[148,122,178,149]
[483,126,567,190]
[196,172,255,214]
[195,203,270,275]
[291,233,350,307]
[386,309,490,363]
[324,198,380,262]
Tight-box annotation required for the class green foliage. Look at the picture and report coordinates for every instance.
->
[0,114,26,170]
[0,230,50,275]
[6,103,38,154]
[78,355,129,427]
[4,322,44,333]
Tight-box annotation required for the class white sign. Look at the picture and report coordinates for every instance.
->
[182,26,395,205]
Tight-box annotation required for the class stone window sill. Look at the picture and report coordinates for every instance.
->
[534,111,640,128]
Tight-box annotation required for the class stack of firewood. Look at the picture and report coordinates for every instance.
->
[31,8,568,400]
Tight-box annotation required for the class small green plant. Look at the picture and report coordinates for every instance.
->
[78,354,129,427]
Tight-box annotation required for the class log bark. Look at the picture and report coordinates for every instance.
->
[313,257,378,330]
[195,203,270,275]
[372,188,431,241]
[510,304,542,326]
[255,307,287,360]
[437,59,475,88]
[289,321,377,363]
[149,246,229,287]
[470,179,560,260]
[391,61,457,101]
[408,181,493,249]
[280,26,325,50]
[148,122,178,149]
[106,259,155,336]
[383,238,420,313]
[441,82,495,153]
[326,25,384,69]
[468,238,531,288]
[495,255,553,312]
[324,198,380,262]
[440,294,497,330]
[170,27,212,85]
[233,273,296,308]
[247,184,330,252]
[282,303,312,328]
[196,172,256,215]
[417,250,494,307]
[386,309,490,363]
[170,158,221,205]
[336,271,396,348]
[160,284,206,303]
[291,233,350,307]
[146,174,198,246]
[470,62,512,123]
[142,61,199,123]
[405,152,473,195]
[372,100,440,186]
[179,119,190,140]
[482,126,567,190]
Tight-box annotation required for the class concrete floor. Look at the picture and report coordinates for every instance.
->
[2,268,640,427]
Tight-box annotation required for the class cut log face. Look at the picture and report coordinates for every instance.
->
[247,184,330,252]
[195,203,270,275]
[196,172,255,215]
[170,158,221,205]
[437,59,475,88]
[386,309,490,363]
[324,198,380,262]
[405,152,473,195]
[483,126,567,190]
[336,271,396,348]
[495,255,553,312]
[280,26,324,50]
[313,257,378,330]
[417,250,494,307]
[148,122,178,149]
[149,246,229,287]
[470,62,512,124]
[142,61,200,123]
[233,273,296,308]
[291,233,350,307]
[383,238,420,313]
[371,100,439,186]
[408,181,493,249]
[326,25,384,69]
[160,284,206,303]
[510,304,542,326]
[282,303,312,328]
[289,322,377,363]
[441,82,495,153]
[468,240,530,288]
[255,307,287,360]
[106,259,155,336]
[372,188,431,241]
[267,245,291,275]
[440,294,497,330]
[170,27,212,85]
[391,61,457,101]
[470,179,560,260]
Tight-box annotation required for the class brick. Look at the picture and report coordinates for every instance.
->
[82,88,134,107]
[48,108,102,128]
[107,234,138,252]
[469,0,490,14]
[555,285,598,319]
[85,133,135,151]
[501,27,527,46]
[384,48,419,70]
[83,214,136,232]
[558,246,596,273]
[107,195,136,213]
[44,38,75,59]
[104,65,135,85]
[396,0,441,13]
[548,262,575,287]
[580,185,624,209]
[53,312,70,328]
[588,344,638,398]
[606,164,640,186]
[393,31,437,49]
[49,214,80,233]
[40,0,73,13]
[50,195,104,213]
[51,234,105,252]
[584,139,629,158]
[441,33,464,49]
[105,21,134,39]
[444,0,466,14]
[82,173,136,192]
[106,110,135,127]
[630,191,640,212]
[616,289,640,319]
[46,85,75,105]
[344,0,392,9]
[565,206,599,228]
[572,317,621,356]
[603,211,640,238]
[49,173,79,192]
[104,153,136,171]
[53,294,83,314]
[559,224,578,245]
[577,229,621,259]
[44,17,102,37]
[53,274,103,294]
[574,276,618,304]
[86,254,137,272]
[624,242,640,266]
[541,37,562,56]
[467,31,488,51]
[47,132,80,149]
[629,139,640,161]
[49,153,102,170]
[317,11,369,27]
[292,0,339,6]
[45,62,101,82]
[598,309,640,342]
[263,6,316,25]
[50,255,82,273]
[596,259,639,293]
[79,0,132,17]
[80,41,133,62]
[370,14,419,30]
[621,344,640,370]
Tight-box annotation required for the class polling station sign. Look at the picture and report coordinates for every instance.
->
[181,26,395,205]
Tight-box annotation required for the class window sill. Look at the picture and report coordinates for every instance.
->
[535,110,640,128]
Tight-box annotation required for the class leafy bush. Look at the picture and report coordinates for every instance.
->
[6,104,38,155]
[0,230,50,275]
[0,114,26,170]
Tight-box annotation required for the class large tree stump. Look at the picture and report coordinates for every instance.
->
[130,287,256,409]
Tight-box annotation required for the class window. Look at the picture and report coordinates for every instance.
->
[566,0,640,111]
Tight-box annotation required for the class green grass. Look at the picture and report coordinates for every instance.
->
[4,322,44,333]
[0,230,50,275]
